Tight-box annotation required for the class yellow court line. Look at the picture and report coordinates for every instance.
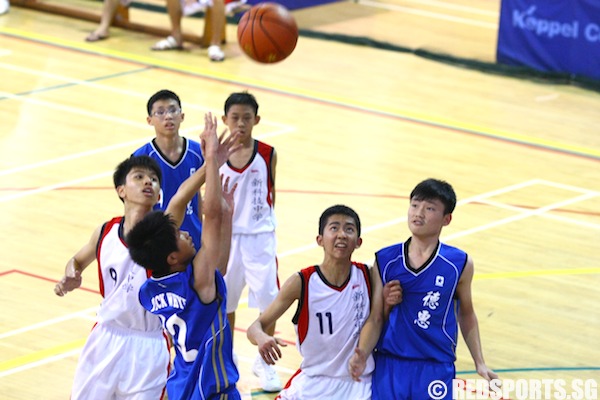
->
[2,26,600,160]
[0,339,85,372]
[475,267,600,280]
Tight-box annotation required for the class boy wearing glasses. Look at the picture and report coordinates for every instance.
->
[133,89,205,249]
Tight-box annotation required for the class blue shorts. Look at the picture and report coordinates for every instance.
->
[372,353,455,400]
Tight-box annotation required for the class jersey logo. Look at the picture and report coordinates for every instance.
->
[435,275,445,287]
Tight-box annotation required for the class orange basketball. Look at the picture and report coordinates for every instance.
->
[237,2,299,64]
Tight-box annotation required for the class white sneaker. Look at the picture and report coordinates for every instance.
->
[252,355,283,392]
[208,45,225,62]
[0,0,9,15]
[181,0,206,16]
[225,0,249,15]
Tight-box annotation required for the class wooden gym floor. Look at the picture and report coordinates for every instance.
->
[0,0,599,399]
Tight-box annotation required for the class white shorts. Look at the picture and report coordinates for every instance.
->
[71,323,170,400]
[276,371,372,400]
[224,231,279,314]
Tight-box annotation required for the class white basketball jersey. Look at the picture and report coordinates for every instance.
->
[293,263,375,379]
[219,140,276,234]
[95,217,162,332]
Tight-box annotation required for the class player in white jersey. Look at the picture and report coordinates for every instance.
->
[247,205,382,400]
[54,156,170,399]
[219,91,282,391]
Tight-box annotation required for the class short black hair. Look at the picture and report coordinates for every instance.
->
[318,205,361,237]
[224,91,259,115]
[127,211,178,277]
[147,89,182,116]
[410,178,457,214]
[113,156,162,189]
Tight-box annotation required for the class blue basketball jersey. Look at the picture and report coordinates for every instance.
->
[133,138,204,248]
[139,267,239,400]
[375,239,468,362]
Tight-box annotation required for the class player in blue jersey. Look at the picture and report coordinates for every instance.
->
[127,112,241,400]
[349,178,497,400]
[133,89,205,249]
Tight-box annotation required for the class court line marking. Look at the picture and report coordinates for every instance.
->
[1,180,598,377]
[480,199,600,231]
[0,89,149,130]
[0,347,83,378]
[0,61,156,98]
[0,307,98,340]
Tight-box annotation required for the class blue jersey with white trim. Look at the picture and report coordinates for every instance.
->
[375,239,467,362]
[133,138,204,248]
[139,266,238,400]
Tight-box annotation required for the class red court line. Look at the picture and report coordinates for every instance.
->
[0,269,100,294]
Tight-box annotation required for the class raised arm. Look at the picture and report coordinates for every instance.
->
[246,273,301,365]
[216,176,237,276]
[166,126,242,227]
[457,256,498,381]
[54,225,102,296]
[190,113,222,303]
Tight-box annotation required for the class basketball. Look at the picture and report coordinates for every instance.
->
[237,2,299,64]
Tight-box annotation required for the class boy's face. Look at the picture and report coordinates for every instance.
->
[147,98,184,135]
[172,229,195,270]
[221,104,260,143]
[117,167,160,205]
[407,198,451,237]
[317,214,362,259]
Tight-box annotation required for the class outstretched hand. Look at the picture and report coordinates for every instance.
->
[258,336,288,365]
[221,175,238,215]
[200,112,242,165]
[200,112,219,156]
[54,262,82,296]
[216,130,243,167]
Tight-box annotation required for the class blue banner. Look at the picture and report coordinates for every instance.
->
[497,0,600,80]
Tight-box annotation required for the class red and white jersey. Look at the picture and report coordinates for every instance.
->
[219,140,276,234]
[293,263,375,379]
[95,217,162,332]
